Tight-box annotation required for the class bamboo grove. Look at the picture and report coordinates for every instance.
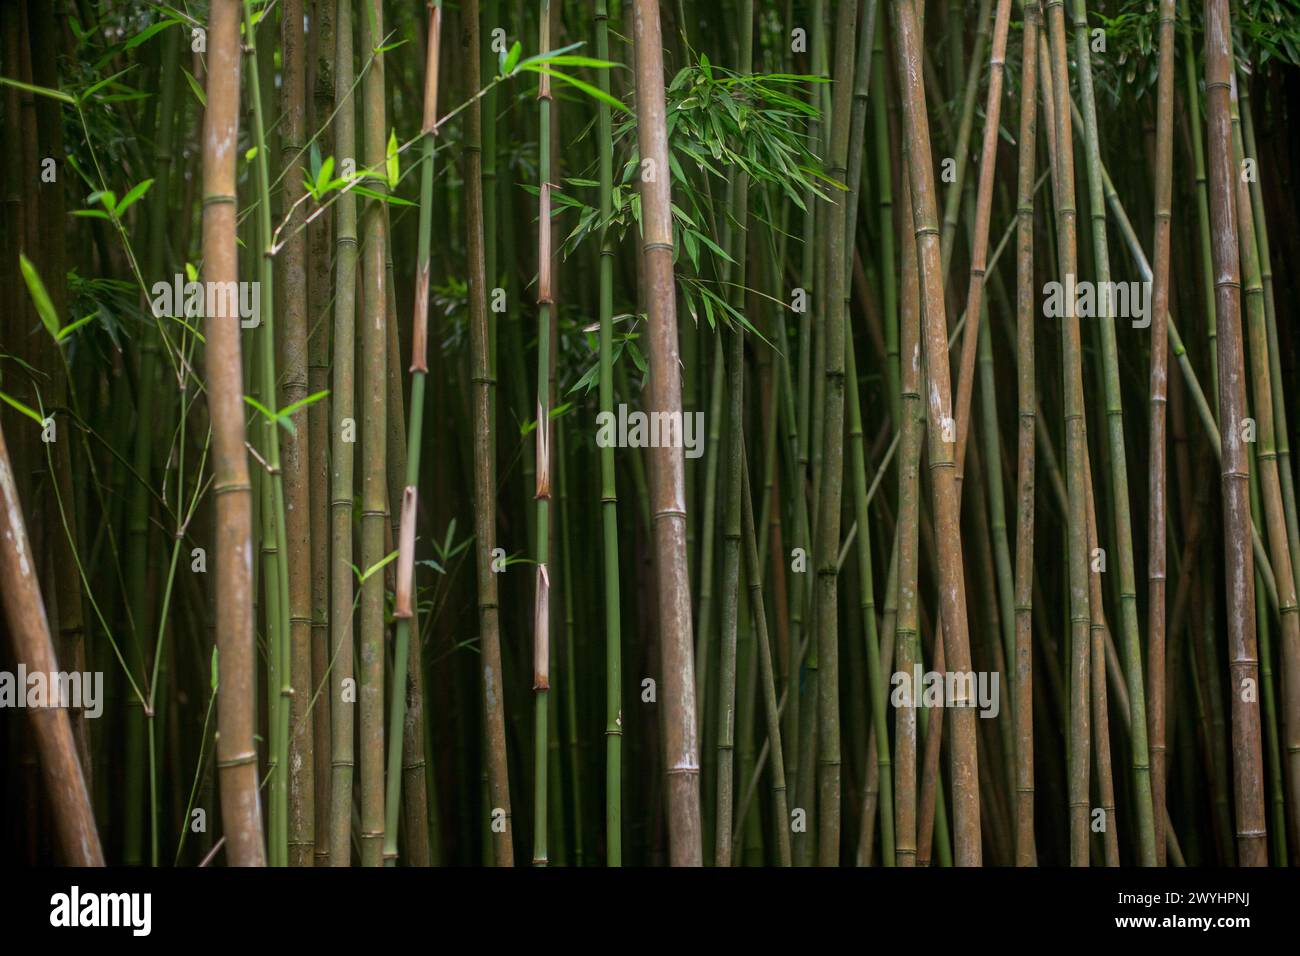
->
[1,0,1299,868]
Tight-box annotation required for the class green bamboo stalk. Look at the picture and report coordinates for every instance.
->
[328,0,358,867]
[593,0,623,866]
[533,0,554,868]
[1180,0,1218,406]
[813,0,857,865]
[1070,0,1156,865]
[381,0,441,868]
[936,0,993,284]
[243,0,294,867]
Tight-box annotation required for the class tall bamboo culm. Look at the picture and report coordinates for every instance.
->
[890,0,981,865]
[357,0,389,868]
[632,0,703,866]
[1203,0,1267,867]
[328,0,358,867]
[203,0,265,866]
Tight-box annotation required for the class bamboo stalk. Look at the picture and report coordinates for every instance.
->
[632,0,703,866]
[328,0,358,867]
[533,0,554,868]
[1229,73,1300,858]
[202,0,266,866]
[280,0,315,868]
[1070,0,1156,865]
[1202,0,1267,867]
[594,0,623,867]
[1147,0,1176,867]
[0,420,103,866]
[357,0,388,867]
[1012,0,1039,867]
[243,0,294,866]
[891,0,980,865]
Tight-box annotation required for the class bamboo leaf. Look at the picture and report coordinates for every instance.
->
[114,179,155,218]
[0,76,76,105]
[19,254,61,341]
[0,390,44,425]
[528,68,630,114]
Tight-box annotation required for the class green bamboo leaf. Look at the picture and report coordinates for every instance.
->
[0,390,44,425]
[114,179,155,218]
[386,129,399,188]
[55,313,96,342]
[528,67,630,114]
[278,389,331,419]
[19,254,61,340]
[502,40,522,75]
[359,549,399,582]
[122,18,179,51]
[0,76,76,105]
[181,66,206,107]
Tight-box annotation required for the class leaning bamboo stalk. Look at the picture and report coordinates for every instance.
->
[1012,0,1039,868]
[891,0,980,866]
[632,0,703,866]
[328,0,358,867]
[381,0,442,868]
[951,0,1012,494]
[1044,0,1091,867]
[1147,0,1175,866]
[357,0,388,867]
[202,0,265,866]
[0,420,103,866]
[1202,0,1267,867]
[1239,84,1300,621]
[1070,0,1156,865]
[1229,75,1300,857]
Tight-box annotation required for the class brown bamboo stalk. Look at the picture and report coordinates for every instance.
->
[1012,0,1039,868]
[632,0,703,866]
[280,0,315,868]
[0,420,103,866]
[1147,0,1175,867]
[358,0,388,868]
[1203,0,1267,866]
[202,0,266,867]
[1044,0,1091,866]
[891,0,981,865]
